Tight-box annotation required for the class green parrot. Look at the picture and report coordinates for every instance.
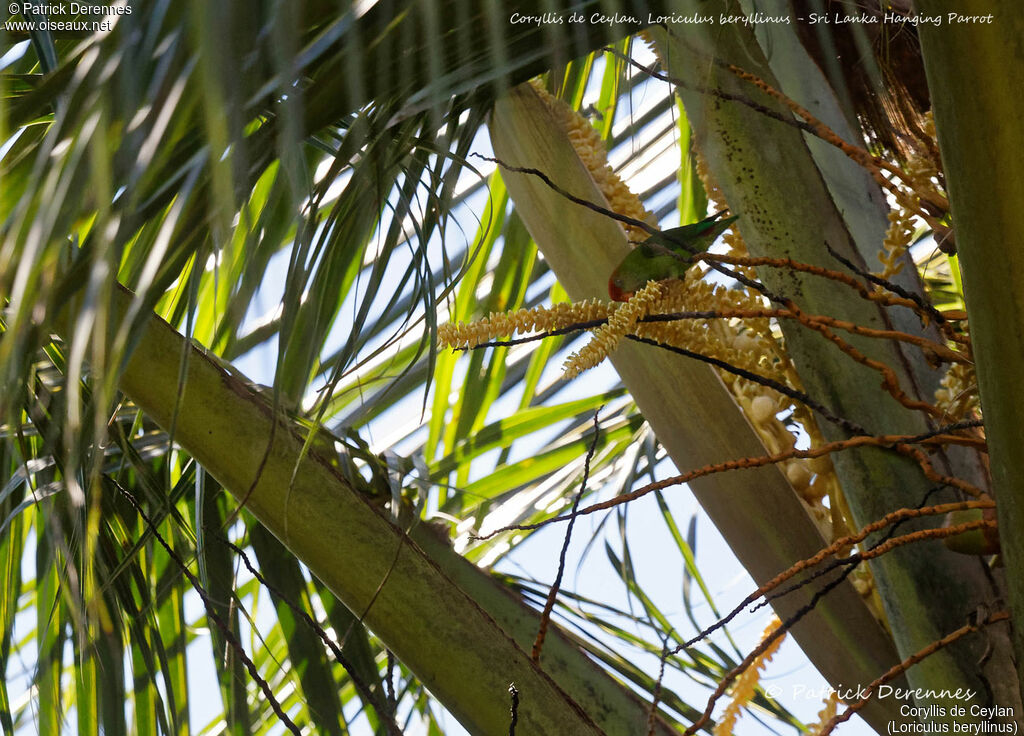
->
[608,210,738,301]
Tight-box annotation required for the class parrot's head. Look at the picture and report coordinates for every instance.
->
[607,275,633,302]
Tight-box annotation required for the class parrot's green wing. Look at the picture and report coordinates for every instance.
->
[607,243,692,301]
[648,210,739,255]
[608,210,738,300]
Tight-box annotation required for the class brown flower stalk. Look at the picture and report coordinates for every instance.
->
[753,500,995,604]
[817,611,1011,735]
[721,63,949,223]
[473,426,988,541]
[683,521,998,736]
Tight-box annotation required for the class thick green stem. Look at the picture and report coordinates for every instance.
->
[914,0,1024,700]
[642,0,1019,718]
[67,287,677,736]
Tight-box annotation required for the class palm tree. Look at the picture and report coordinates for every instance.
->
[1,0,1021,734]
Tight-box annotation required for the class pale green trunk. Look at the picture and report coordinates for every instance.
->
[915,0,1024,700]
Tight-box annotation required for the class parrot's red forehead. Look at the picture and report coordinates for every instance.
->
[608,277,631,302]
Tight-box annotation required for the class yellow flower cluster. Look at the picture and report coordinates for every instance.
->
[562,281,665,379]
[921,111,938,145]
[530,80,656,242]
[879,204,914,279]
[808,693,840,736]
[622,272,837,532]
[934,362,980,421]
[879,112,945,279]
[844,559,885,626]
[713,616,786,736]
[648,280,827,486]
[438,299,612,350]
[636,280,777,380]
